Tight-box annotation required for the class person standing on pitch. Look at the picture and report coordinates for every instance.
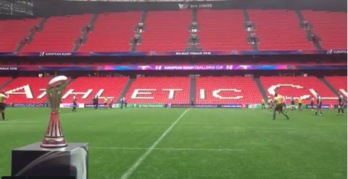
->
[290,96,296,111]
[261,98,266,110]
[272,93,289,120]
[120,97,124,109]
[337,93,345,116]
[124,97,128,108]
[315,94,322,115]
[0,91,9,120]
[72,94,77,112]
[310,96,315,111]
[104,98,108,109]
[109,98,114,109]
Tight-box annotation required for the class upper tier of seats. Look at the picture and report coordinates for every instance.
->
[21,14,93,52]
[260,76,338,104]
[61,77,129,103]
[125,77,191,104]
[137,11,192,51]
[196,77,262,104]
[248,9,316,50]
[197,10,252,51]
[325,76,347,97]
[2,77,51,103]
[302,10,347,49]
[79,12,142,52]
[0,18,42,52]
[0,10,346,52]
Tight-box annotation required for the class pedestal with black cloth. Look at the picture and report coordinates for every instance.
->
[11,142,88,179]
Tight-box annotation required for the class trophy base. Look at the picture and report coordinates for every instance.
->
[41,137,67,148]
[11,142,88,178]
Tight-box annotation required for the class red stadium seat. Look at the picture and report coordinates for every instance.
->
[80,12,142,52]
[126,77,190,104]
[137,11,192,51]
[61,77,129,104]
[325,76,347,97]
[248,10,316,50]
[198,10,252,51]
[2,77,52,103]
[302,10,347,49]
[260,76,337,104]
[21,14,93,52]
[0,18,42,52]
[196,77,262,104]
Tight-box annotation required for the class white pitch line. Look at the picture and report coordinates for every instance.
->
[91,147,245,152]
[120,108,191,179]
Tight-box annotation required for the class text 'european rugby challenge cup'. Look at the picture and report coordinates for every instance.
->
[41,76,68,148]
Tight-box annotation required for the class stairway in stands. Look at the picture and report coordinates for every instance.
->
[21,14,93,52]
[295,10,322,50]
[325,76,347,98]
[132,11,147,52]
[80,12,142,52]
[0,18,42,52]
[190,76,196,103]
[74,14,99,52]
[302,10,347,49]
[248,9,316,50]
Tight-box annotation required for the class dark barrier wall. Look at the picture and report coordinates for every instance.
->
[33,0,347,17]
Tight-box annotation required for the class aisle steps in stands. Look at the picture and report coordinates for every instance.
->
[74,14,99,52]
[190,76,196,103]
[243,10,259,50]
[254,77,268,101]
[296,10,323,50]
[318,77,339,95]
[118,78,134,101]
[16,18,49,52]
[0,78,14,89]
[187,9,202,51]
[132,11,147,52]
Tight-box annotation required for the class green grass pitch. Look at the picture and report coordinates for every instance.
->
[0,108,346,179]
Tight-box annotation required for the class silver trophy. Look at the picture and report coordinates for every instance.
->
[41,76,68,148]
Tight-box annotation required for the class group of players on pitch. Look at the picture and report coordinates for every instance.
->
[71,94,128,112]
[261,93,345,120]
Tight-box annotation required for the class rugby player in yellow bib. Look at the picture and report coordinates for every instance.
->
[273,93,289,120]
[298,97,303,111]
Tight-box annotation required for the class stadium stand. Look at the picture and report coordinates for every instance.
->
[0,18,42,52]
[196,77,262,104]
[2,77,51,103]
[197,10,252,51]
[79,12,142,52]
[126,77,190,104]
[0,77,11,87]
[260,76,338,104]
[61,77,129,103]
[325,76,347,97]
[248,9,316,50]
[137,11,192,51]
[21,14,93,52]
[302,10,347,49]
